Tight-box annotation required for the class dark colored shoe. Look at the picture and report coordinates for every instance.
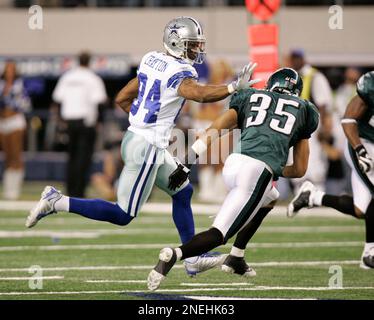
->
[221,255,256,277]
[287,181,315,218]
[361,254,374,269]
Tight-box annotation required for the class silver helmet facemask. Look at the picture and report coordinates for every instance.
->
[163,16,206,65]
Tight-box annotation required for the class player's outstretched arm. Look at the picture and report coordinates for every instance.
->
[178,62,260,103]
[282,139,310,178]
[115,77,139,113]
[168,109,238,191]
[178,78,231,103]
[193,109,238,156]
[342,95,373,173]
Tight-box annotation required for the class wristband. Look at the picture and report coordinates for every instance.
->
[341,118,357,124]
[191,139,208,156]
[227,83,235,94]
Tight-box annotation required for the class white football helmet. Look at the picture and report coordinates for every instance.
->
[163,16,206,64]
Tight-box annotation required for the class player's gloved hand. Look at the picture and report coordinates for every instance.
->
[228,62,261,93]
[168,158,191,191]
[355,144,373,173]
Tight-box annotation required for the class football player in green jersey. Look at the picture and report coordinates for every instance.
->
[288,71,374,269]
[147,68,320,290]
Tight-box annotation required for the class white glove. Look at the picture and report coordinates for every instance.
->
[228,62,261,93]
[355,144,373,173]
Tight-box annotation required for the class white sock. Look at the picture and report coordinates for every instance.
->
[230,246,245,258]
[312,190,325,206]
[54,195,70,212]
[364,243,374,254]
[175,248,183,260]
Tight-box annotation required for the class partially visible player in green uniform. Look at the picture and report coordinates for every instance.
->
[147,67,320,290]
[288,71,374,269]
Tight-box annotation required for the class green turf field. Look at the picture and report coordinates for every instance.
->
[0,194,373,300]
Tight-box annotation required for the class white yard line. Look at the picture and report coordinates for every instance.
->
[258,226,364,233]
[0,276,63,280]
[247,241,363,248]
[0,241,363,252]
[0,265,177,272]
[180,283,252,287]
[86,280,147,284]
[0,201,353,218]
[249,260,360,267]
[0,226,364,239]
[88,281,252,286]
[0,231,100,239]
[0,286,373,296]
[185,296,316,300]
[0,260,361,273]
[0,243,180,251]
[0,217,174,225]
[240,286,374,291]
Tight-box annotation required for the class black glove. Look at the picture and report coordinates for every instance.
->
[168,160,191,191]
[355,144,373,173]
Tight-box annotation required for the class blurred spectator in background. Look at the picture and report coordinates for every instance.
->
[90,106,128,200]
[319,114,346,195]
[326,67,362,194]
[0,60,31,200]
[335,67,362,121]
[90,144,122,201]
[286,49,334,193]
[52,51,107,197]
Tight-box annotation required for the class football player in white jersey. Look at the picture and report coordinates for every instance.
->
[26,16,260,276]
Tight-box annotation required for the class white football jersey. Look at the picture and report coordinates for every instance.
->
[128,51,198,148]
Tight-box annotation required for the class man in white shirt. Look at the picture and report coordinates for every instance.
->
[52,52,107,197]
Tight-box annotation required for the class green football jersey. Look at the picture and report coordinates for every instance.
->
[356,71,374,142]
[230,88,320,178]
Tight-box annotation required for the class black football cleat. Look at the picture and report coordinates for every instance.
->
[287,181,315,218]
[221,255,256,277]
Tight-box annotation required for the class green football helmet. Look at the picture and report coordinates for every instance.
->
[266,68,303,96]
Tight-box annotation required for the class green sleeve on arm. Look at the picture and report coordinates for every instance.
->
[357,72,374,105]
[229,89,251,126]
[300,102,320,139]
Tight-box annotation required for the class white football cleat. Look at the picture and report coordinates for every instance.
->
[147,247,177,291]
[184,252,228,277]
[25,186,62,228]
[287,181,316,218]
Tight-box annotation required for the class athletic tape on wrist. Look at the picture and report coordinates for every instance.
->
[341,118,357,124]
[191,139,208,156]
[227,83,235,94]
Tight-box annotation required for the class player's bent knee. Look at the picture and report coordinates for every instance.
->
[173,183,193,201]
[115,203,134,226]
[117,213,134,226]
